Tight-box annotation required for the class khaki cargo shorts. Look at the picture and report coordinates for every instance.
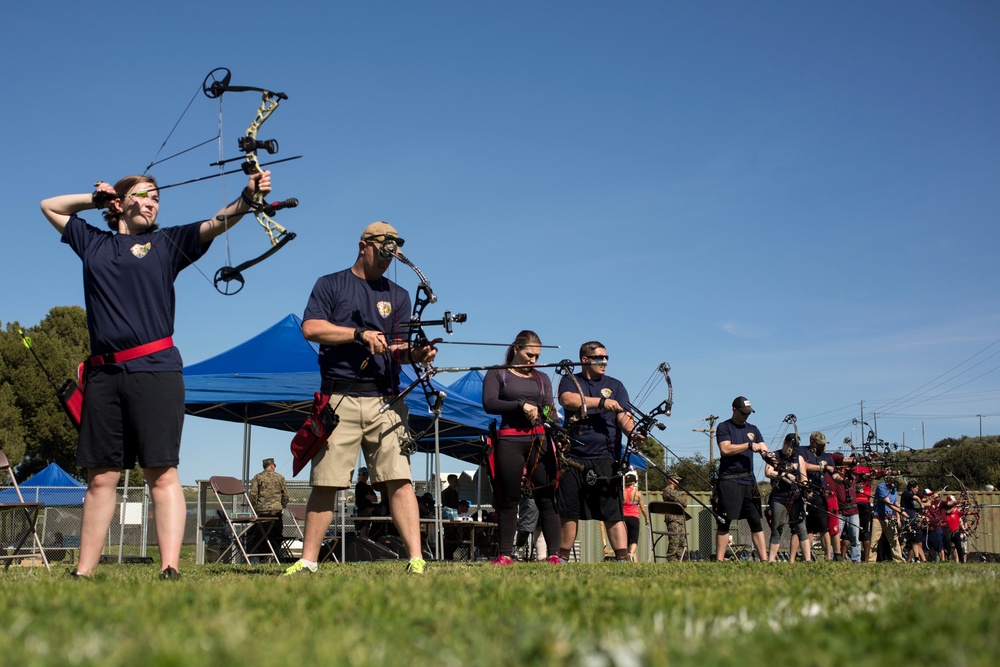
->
[309,394,411,488]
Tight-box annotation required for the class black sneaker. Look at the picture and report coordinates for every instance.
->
[159,566,181,581]
[67,569,90,579]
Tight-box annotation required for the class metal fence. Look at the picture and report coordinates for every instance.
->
[2,483,200,566]
[9,483,995,567]
[668,491,1000,561]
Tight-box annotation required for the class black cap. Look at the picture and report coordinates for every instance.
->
[732,396,754,414]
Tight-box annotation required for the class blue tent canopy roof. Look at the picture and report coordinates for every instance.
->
[0,462,86,506]
[183,314,491,463]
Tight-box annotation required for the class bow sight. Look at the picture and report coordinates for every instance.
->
[397,311,468,336]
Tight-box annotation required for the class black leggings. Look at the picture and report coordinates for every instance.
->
[494,438,560,557]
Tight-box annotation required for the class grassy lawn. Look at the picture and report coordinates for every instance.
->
[2,561,997,666]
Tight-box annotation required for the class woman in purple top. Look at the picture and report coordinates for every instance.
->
[482,330,561,564]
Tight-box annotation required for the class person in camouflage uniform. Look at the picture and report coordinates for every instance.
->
[249,458,289,557]
[661,475,688,561]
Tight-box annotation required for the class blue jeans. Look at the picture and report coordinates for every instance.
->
[840,513,861,562]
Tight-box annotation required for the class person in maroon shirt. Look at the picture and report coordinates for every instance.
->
[830,452,861,562]
[923,490,948,561]
[853,465,875,562]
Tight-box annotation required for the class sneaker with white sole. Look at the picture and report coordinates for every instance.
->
[282,559,317,576]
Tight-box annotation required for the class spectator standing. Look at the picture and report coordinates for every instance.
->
[661,474,689,562]
[622,472,649,562]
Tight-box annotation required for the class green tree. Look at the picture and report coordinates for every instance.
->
[665,453,714,493]
[631,436,667,491]
[901,435,1000,491]
[0,306,89,477]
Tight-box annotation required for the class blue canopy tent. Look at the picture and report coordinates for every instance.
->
[183,314,492,480]
[0,462,86,506]
[446,369,486,403]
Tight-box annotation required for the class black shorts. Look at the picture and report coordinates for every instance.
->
[716,479,762,534]
[858,502,873,541]
[624,515,640,546]
[556,459,624,522]
[78,368,185,469]
[805,491,829,534]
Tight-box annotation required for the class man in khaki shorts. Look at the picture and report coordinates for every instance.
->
[284,221,437,575]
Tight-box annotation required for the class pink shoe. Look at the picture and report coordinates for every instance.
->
[548,555,567,565]
[490,555,514,566]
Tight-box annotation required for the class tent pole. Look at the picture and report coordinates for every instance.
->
[118,468,129,563]
[433,401,445,561]
[644,469,652,562]
[242,417,252,485]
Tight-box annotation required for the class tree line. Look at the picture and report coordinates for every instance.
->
[0,306,88,477]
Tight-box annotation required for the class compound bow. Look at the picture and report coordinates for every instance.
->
[617,363,725,523]
[200,68,298,294]
[376,243,466,448]
[945,469,982,541]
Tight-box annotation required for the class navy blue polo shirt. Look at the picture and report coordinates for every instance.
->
[62,215,209,372]
[303,268,412,395]
[716,418,764,485]
[558,373,629,460]
[769,448,798,502]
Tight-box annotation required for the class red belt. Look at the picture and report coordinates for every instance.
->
[497,426,546,437]
[86,337,174,368]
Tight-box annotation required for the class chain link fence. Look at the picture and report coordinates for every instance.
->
[7,483,995,566]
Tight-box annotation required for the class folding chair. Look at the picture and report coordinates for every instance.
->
[286,504,341,563]
[0,450,50,571]
[208,476,279,564]
[648,500,690,562]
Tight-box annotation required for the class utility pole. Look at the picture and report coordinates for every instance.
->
[978,414,983,443]
[694,414,718,467]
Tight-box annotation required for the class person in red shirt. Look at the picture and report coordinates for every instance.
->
[622,472,649,562]
[853,465,875,562]
[944,496,967,563]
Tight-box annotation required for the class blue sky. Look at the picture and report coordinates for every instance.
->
[4,2,999,484]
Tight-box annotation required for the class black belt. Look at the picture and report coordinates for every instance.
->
[323,379,392,395]
[719,473,754,481]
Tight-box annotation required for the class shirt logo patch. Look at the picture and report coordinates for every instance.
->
[130,242,151,259]
[600,388,613,398]
[377,301,393,318]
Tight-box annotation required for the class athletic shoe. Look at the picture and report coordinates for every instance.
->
[406,558,427,575]
[282,559,317,576]
[490,555,515,566]
[67,569,90,579]
[159,566,181,581]
[547,555,566,565]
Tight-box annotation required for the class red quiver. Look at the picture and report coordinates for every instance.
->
[57,378,83,430]
[290,393,339,477]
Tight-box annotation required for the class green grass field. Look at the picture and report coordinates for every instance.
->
[2,560,997,666]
